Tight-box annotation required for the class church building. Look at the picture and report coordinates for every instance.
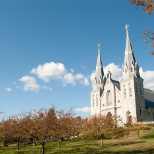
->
[90,25,154,125]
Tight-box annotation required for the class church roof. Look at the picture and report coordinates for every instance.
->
[145,99,154,109]
[144,89,154,101]
[112,79,120,90]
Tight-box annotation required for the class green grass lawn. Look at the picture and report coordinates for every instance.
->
[1,138,154,154]
[1,129,154,154]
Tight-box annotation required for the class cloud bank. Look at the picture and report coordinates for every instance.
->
[31,62,89,86]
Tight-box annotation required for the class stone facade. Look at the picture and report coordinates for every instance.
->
[90,25,154,125]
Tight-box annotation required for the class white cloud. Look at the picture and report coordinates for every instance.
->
[76,73,84,80]
[83,78,89,86]
[90,71,95,82]
[104,63,122,81]
[90,63,122,83]
[31,61,89,86]
[31,62,66,82]
[75,107,91,113]
[76,73,89,86]
[63,73,76,85]
[5,87,13,92]
[140,68,154,90]
[19,76,40,92]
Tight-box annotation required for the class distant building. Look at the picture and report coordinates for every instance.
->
[90,25,154,125]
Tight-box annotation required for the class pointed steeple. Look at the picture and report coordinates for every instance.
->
[96,44,104,78]
[125,24,133,54]
[122,24,140,79]
[92,44,105,91]
[96,44,103,67]
[95,44,104,81]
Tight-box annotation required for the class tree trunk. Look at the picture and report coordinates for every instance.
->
[17,137,20,150]
[4,140,8,147]
[100,138,103,147]
[100,134,104,147]
[33,137,36,146]
[42,144,45,154]
[57,139,60,149]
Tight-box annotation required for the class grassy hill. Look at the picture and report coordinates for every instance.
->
[1,128,154,154]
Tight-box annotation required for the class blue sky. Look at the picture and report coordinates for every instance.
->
[0,0,154,118]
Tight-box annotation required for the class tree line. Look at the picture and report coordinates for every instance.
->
[0,107,123,154]
[0,107,151,154]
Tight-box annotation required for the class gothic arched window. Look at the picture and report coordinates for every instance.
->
[106,112,112,123]
[129,83,132,97]
[93,95,95,107]
[106,91,112,106]
[96,94,98,106]
[123,85,126,99]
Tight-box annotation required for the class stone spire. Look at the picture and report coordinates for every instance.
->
[96,44,104,78]
[92,44,105,91]
[122,24,140,79]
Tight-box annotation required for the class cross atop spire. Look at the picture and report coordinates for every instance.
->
[98,43,101,54]
[125,24,129,38]
[125,24,129,31]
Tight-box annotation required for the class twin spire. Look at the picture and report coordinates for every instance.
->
[123,24,140,78]
[93,24,141,91]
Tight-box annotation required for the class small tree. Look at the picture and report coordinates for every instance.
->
[11,116,24,150]
[19,108,56,154]
[0,118,14,147]
[52,108,76,149]
[64,116,82,144]
[0,116,28,150]
[82,115,117,147]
